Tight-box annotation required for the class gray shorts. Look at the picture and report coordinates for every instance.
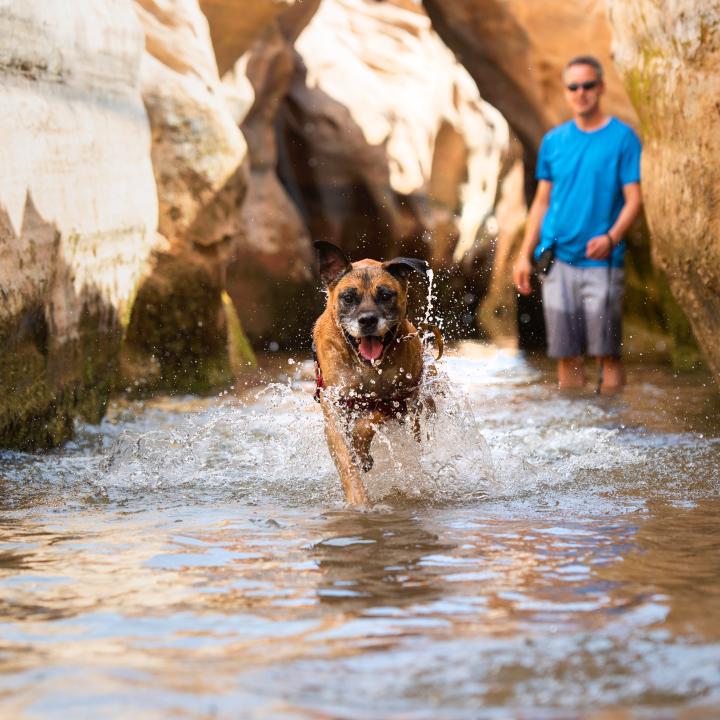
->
[541,260,624,358]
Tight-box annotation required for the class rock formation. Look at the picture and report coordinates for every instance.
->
[608,0,720,383]
[219,4,319,347]
[0,0,159,448]
[127,0,252,390]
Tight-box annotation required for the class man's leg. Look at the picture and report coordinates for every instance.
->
[558,356,586,388]
[542,262,586,390]
[584,266,625,392]
[597,356,625,391]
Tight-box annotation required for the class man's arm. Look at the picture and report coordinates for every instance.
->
[586,182,643,260]
[512,179,552,295]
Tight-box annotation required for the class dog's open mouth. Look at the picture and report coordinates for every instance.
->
[344,329,396,364]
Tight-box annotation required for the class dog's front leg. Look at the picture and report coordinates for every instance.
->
[351,412,385,472]
[319,396,370,507]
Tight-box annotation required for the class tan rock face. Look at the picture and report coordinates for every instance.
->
[128,0,251,390]
[0,0,159,448]
[608,0,720,383]
[423,0,636,151]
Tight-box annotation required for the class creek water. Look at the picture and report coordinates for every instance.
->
[1,344,719,719]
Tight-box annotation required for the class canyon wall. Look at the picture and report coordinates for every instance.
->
[0,0,159,448]
[608,0,720,382]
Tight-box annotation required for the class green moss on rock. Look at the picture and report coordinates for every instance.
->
[0,303,121,450]
[124,254,236,393]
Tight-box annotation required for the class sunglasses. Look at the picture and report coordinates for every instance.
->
[566,80,600,92]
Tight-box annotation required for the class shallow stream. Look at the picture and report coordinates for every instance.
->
[1,345,719,719]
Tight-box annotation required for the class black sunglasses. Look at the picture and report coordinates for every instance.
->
[566,80,600,92]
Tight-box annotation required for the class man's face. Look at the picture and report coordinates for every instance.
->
[563,63,604,118]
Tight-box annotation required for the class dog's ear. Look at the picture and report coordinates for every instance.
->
[315,241,352,287]
[382,257,429,282]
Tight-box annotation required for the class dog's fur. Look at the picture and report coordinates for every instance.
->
[313,241,429,506]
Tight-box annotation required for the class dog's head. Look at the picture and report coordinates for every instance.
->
[315,241,428,364]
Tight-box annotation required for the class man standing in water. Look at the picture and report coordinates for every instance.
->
[512,56,643,391]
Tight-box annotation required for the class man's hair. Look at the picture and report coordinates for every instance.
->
[564,55,604,81]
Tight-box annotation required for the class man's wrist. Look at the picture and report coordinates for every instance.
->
[606,231,617,247]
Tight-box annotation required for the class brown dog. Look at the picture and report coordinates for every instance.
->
[313,241,430,506]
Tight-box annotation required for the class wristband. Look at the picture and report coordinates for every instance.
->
[606,232,616,249]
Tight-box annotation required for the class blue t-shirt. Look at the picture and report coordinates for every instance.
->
[534,117,641,268]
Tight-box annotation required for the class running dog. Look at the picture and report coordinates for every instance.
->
[313,241,434,506]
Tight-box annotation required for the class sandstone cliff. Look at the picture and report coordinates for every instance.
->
[0,0,159,448]
[608,0,720,383]
[219,4,319,347]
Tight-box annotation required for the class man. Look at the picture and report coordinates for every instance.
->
[512,56,642,391]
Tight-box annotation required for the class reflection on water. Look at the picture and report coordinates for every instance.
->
[0,346,719,718]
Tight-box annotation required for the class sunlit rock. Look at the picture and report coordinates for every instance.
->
[608,0,720,383]
[0,0,159,448]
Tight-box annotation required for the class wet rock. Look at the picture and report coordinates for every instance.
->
[608,0,720,382]
[0,1,159,449]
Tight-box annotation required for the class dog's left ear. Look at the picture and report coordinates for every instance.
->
[315,241,352,287]
[382,257,429,282]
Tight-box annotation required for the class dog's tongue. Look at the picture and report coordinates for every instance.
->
[358,336,383,361]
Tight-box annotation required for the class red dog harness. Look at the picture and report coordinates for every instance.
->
[313,345,413,417]
[311,324,441,418]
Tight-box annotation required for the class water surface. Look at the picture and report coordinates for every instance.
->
[1,345,719,719]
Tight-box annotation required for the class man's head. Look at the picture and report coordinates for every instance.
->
[563,55,604,120]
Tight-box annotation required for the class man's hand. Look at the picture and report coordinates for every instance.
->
[586,234,613,260]
[512,255,533,296]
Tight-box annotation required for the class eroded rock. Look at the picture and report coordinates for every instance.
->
[276,0,521,337]
[0,1,159,448]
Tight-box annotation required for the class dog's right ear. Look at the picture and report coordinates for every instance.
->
[315,241,352,287]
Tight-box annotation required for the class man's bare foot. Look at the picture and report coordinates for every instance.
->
[598,356,625,393]
[558,356,586,389]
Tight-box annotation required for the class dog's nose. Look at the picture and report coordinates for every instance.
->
[358,313,378,332]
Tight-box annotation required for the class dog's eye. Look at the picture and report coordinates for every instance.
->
[376,287,396,303]
[340,291,358,305]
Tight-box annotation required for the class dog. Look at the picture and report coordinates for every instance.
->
[312,240,433,506]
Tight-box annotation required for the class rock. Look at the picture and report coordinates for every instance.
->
[199,0,302,75]
[221,12,318,347]
[608,0,720,382]
[0,1,159,449]
[127,0,251,391]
